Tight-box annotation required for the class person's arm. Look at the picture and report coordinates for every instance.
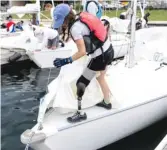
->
[53,24,87,68]
[72,39,86,61]
[40,35,48,49]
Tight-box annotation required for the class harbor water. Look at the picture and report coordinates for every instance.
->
[1,60,167,150]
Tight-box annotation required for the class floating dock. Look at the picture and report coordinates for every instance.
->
[148,21,167,26]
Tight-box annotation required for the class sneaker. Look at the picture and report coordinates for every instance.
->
[96,100,112,110]
[67,111,87,123]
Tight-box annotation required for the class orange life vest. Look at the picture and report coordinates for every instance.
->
[70,12,108,55]
[79,12,107,44]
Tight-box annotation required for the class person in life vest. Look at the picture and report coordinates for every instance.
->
[53,4,114,123]
[84,0,103,19]
[6,15,16,33]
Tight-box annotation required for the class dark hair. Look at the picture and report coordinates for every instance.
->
[21,20,24,24]
[101,19,110,32]
[8,15,12,19]
[6,15,12,20]
[62,11,76,42]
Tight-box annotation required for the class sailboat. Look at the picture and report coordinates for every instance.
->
[21,0,167,149]
[26,0,157,69]
[0,2,40,66]
[101,0,149,34]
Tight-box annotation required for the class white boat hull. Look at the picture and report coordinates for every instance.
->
[26,48,73,68]
[0,24,41,65]
[21,59,167,150]
[21,96,167,150]
[26,38,130,69]
[0,48,29,65]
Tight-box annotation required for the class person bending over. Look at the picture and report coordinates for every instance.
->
[53,4,114,123]
[6,15,15,33]
[33,26,59,50]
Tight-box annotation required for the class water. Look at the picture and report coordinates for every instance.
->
[1,61,167,150]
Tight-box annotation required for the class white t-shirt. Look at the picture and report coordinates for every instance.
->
[34,27,58,49]
[70,20,110,58]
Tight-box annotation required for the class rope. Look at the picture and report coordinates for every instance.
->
[47,68,52,85]
[24,131,35,150]
[24,123,43,150]
[24,68,52,150]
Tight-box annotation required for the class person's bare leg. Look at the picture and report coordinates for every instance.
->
[96,70,112,104]
[47,46,51,49]
[51,46,57,50]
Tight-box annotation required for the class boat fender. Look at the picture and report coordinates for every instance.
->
[21,129,46,144]
[8,52,22,63]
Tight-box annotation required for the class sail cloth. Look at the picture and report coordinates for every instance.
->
[46,27,167,113]
[48,56,104,111]
[134,27,167,62]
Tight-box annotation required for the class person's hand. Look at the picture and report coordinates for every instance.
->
[53,57,73,68]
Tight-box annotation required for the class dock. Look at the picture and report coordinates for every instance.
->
[148,21,167,26]
[155,134,167,150]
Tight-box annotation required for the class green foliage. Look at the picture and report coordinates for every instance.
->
[29,0,36,3]
[12,9,167,21]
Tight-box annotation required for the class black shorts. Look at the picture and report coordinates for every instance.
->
[87,44,114,71]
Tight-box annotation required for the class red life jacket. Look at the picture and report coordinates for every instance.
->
[70,12,108,55]
[79,12,107,44]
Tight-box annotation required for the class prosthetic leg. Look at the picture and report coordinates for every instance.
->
[67,68,96,123]
[67,82,87,123]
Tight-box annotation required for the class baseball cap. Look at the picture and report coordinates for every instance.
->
[53,4,70,29]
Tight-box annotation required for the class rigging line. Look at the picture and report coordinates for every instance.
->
[46,67,52,92]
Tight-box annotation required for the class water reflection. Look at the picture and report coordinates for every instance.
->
[1,61,60,150]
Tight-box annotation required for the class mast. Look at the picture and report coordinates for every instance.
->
[127,0,137,68]
[51,0,54,7]
[139,0,146,18]
[36,0,40,24]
